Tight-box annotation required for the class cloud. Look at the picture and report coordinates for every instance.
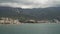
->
[0,0,60,8]
[47,0,60,7]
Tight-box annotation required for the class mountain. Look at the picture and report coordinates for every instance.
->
[0,6,21,17]
[0,6,60,20]
[21,7,60,20]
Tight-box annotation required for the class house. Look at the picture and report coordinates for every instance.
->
[0,17,21,24]
[37,20,49,23]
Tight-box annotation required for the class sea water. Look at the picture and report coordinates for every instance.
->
[0,24,60,34]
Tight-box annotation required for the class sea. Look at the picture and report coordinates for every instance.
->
[0,24,60,34]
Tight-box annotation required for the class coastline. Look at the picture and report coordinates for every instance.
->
[0,22,59,24]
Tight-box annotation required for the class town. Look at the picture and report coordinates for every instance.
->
[0,17,60,24]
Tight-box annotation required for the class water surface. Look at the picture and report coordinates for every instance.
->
[0,24,60,34]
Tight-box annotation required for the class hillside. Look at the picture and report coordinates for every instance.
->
[0,6,60,21]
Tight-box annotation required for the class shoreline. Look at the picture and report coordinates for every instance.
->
[0,22,59,24]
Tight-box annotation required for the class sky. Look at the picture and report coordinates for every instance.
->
[0,0,60,8]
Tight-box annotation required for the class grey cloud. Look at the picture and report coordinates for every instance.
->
[0,0,60,8]
[0,0,15,3]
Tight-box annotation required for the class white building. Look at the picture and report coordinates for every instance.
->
[0,17,21,24]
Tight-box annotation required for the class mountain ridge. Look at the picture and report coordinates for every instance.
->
[0,6,60,20]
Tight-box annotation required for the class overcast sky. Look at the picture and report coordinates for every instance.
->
[0,0,60,8]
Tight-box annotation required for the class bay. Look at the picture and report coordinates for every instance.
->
[0,24,60,34]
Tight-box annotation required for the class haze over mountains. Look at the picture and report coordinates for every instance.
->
[0,6,60,20]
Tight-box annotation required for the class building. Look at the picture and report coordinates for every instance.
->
[37,20,49,23]
[0,17,21,24]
